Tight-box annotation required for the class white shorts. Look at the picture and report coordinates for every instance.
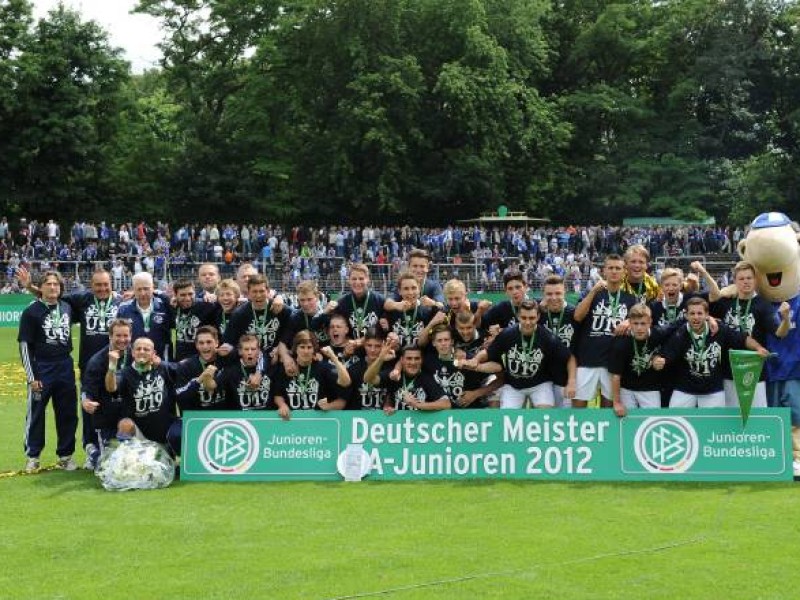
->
[575,367,612,401]
[553,385,572,408]
[500,382,555,409]
[669,390,726,408]
[723,379,767,409]
[619,389,661,409]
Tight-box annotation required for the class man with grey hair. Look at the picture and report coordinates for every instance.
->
[117,272,174,360]
[236,262,259,299]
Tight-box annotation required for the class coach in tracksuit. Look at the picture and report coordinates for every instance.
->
[18,271,78,472]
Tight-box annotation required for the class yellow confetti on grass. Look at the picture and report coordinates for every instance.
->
[0,362,81,404]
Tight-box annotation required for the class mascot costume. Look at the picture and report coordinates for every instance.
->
[738,212,800,473]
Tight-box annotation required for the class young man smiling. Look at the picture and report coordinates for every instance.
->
[463,300,572,409]
[658,297,769,408]
[365,343,450,413]
[572,254,637,408]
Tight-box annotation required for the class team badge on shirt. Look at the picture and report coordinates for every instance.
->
[237,377,271,409]
[85,302,118,334]
[506,346,544,378]
[686,342,722,377]
[176,312,202,344]
[133,374,166,414]
[43,311,70,344]
[590,300,629,335]
[248,317,281,349]
[434,368,465,398]
[357,381,384,409]
[286,373,320,409]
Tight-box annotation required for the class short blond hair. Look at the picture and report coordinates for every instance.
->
[659,268,683,285]
[628,304,652,320]
[215,278,241,297]
[733,261,756,277]
[624,244,650,262]
[349,263,370,277]
[296,280,319,296]
[443,279,466,296]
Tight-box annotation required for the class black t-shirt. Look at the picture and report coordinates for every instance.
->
[18,299,73,371]
[608,327,673,391]
[486,324,568,389]
[174,301,222,361]
[175,355,227,411]
[380,371,446,411]
[661,324,747,394]
[224,301,291,354]
[482,300,520,331]
[625,279,652,305]
[346,360,388,410]
[62,292,121,370]
[541,305,578,386]
[574,289,638,367]
[541,305,578,349]
[273,361,340,410]
[711,295,777,380]
[386,305,435,347]
[283,309,330,347]
[711,296,777,346]
[333,291,385,339]
[118,364,177,444]
[423,353,488,408]
[216,362,274,410]
[215,307,236,340]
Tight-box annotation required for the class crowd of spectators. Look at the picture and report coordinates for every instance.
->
[0,217,740,294]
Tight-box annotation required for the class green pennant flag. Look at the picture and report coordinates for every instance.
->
[728,350,766,427]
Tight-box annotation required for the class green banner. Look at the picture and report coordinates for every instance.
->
[0,294,33,328]
[729,350,766,426]
[181,409,793,482]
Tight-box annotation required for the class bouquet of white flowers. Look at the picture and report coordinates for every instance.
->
[96,439,175,491]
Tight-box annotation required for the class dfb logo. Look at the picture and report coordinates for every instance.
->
[633,417,699,473]
[197,420,260,474]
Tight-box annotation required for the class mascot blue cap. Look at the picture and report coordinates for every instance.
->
[752,212,792,229]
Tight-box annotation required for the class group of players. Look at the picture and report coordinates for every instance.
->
[17,245,792,474]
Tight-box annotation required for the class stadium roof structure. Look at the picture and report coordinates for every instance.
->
[622,216,716,227]
[458,208,550,226]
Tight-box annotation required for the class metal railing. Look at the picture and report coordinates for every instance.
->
[0,255,730,297]
[0,258,515,295]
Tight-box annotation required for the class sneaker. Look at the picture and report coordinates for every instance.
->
[793,460,800,477]
[83,444,99,470]
[56,456,78,471]
[24,457,40,473]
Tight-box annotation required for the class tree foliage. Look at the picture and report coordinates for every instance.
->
[2,0,800,224]
[0,1,128,219]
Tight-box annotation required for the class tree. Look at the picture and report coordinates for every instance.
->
[2,3,129,219]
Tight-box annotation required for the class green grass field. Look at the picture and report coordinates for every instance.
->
[1,328,799,599]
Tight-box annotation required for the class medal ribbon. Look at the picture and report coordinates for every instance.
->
[350,291,371,337]
[735,297,753,333]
